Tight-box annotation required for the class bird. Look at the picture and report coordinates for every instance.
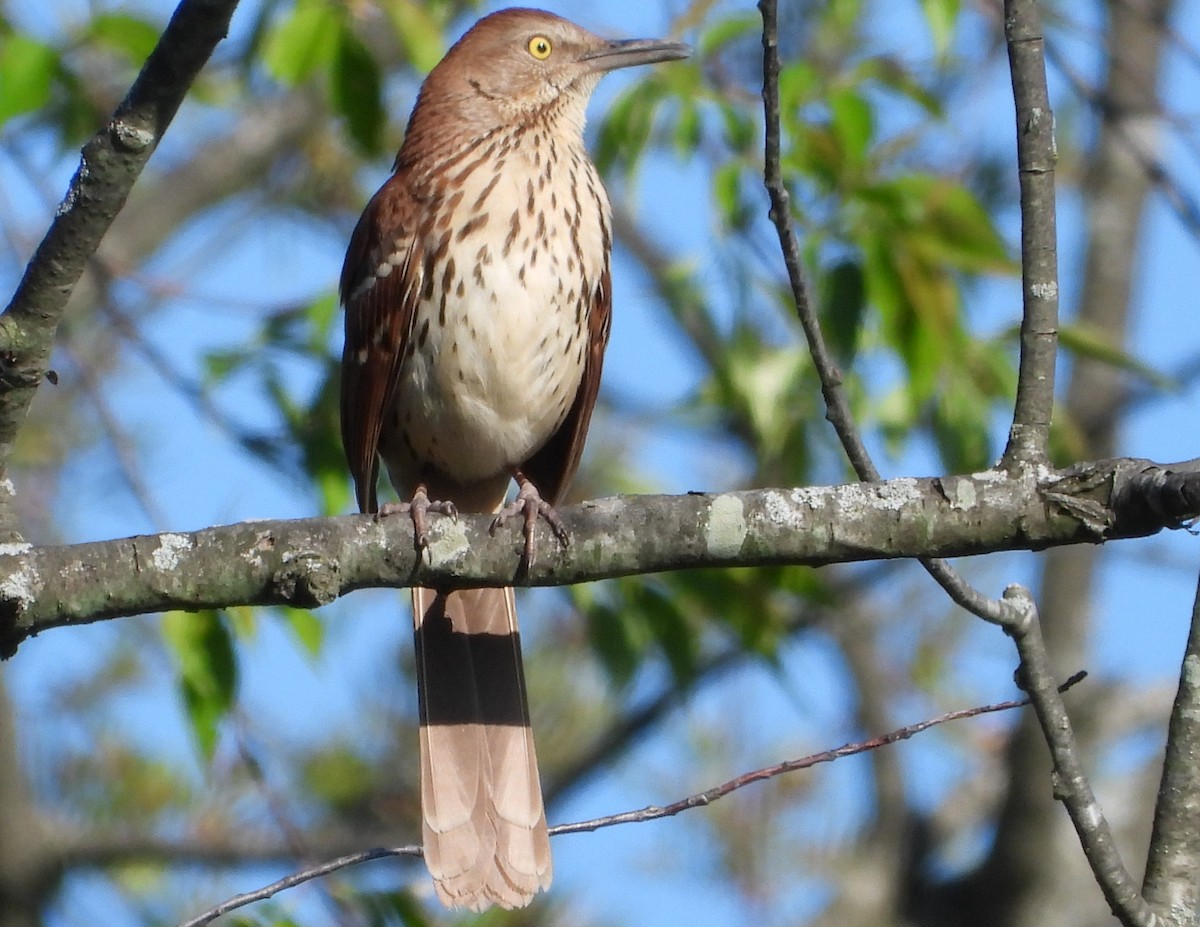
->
[338,7,689,912]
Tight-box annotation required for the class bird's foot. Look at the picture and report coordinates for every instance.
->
[378,486,457,550]
[490,476,569,568]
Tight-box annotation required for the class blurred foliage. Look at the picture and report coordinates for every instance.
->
[163,609,239,760]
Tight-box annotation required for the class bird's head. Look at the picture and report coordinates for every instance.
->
[405,8,689,144]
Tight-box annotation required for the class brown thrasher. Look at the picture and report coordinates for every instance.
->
[338,7,688,912]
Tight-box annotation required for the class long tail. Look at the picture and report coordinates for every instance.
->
[412,584,552,910]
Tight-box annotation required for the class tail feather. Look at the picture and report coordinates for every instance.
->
[413,585,552,910]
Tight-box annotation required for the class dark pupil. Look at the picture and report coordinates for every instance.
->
[536,41,546,53]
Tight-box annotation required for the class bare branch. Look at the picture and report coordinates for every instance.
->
[1001,587,1157,926]
[1142,567,1200,920]
[1000,0,1061,467]
[0,0,240,480]
[178,684,1081,927]
[3,461,1197,656]
[1112,460,1200,533]
[757,0,1014,628]
[176,846,420,927]
[757,0,875,484]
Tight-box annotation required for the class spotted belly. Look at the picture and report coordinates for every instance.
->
[377,137,609,488]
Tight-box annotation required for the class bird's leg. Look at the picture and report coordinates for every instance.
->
[378,484,458,550]
[490,470,569,567]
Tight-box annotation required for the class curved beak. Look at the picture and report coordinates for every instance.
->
[582,37,691,72]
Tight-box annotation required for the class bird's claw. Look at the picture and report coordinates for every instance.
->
[490,479,568,568]
[378,487,457,551]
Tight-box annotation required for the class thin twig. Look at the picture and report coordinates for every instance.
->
[758,0,875,483]
[548,563,906,805]
[178,683,1080,926]
[760,0,1156,921]
[757,0,1009,627]
[175,846,420,927]
[552,673,1085,836]
[232,723,359,927]
[1001,587,1157,926]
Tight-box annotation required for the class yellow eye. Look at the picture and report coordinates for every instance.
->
[528,35,552,59]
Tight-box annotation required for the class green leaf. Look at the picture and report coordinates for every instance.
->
[855,57,942,115]
[305,292,340,348]
[720,99,756,153]
[698,12,759,57]
[203,348,251,383]
[777,59,816,114]
[0,34,57,126]
[303,745,375,812]
[907,179,1015,273]
[262,0,340,86]
[595,78,665,175]
[672,100,701,157]
[87,12,161,65]
[713,161,752,229]
[162,610,238,761]
[820,260,867,364]
[828,86,873,169]
[317,469,352,517]
[639,583,698,685]
[1059,322,1175,389]
[282,606,324,658]
[331,26,385,155]
[920,0,961,58]
[932,370,992,471]
[383,0,446,73]
[586,599,643,687]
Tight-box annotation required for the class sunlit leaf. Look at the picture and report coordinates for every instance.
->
[383,0,446,73]
[0,34,57,126]
[162,610,238,761]
[263,0,340,85]
[303,745,375,812]
[920,0,961,58]
[778,60,818,114]
[905,179,1015,273]
[282,606,324,658]
[720,99,756,153]
[203,348,252,383]
[828,86,873,169]
[595,78,665,175]
[673,100,701,156]
[713,161,745,228]
[855,56,942,115]
[305,292,340,348]
[87,12,161,65]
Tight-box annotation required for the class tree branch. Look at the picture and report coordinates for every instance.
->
[1001,587,1157,926]
[1141,567,1200,921]
[758,0,1018,628]
[178,684,1079,927]
[0,0,240,478]
[2,460,1197,657]
[1000,0,1061,467]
